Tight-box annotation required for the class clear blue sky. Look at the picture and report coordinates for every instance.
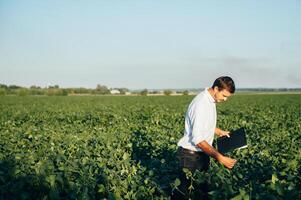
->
[0,0,300,89]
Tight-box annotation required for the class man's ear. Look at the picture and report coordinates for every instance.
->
[213,86,219,93]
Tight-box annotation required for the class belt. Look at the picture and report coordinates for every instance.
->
[179,147,205,155]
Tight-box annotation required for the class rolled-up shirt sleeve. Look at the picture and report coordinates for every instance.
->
[190,104,212,146]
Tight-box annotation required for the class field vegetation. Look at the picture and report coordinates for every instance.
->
[0,94,300,199]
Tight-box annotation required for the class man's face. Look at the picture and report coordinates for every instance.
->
[213,87,232,103]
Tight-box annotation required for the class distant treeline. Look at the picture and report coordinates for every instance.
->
[0,83,300,96]
[0,84,188,96]
[236,88,301,92]
[0,84,129,96]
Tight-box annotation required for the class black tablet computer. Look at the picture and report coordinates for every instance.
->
[217,128,247,154]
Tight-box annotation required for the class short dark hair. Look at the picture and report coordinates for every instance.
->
[212,76,235,93]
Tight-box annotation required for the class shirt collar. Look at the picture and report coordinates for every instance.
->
[205,87,215,103]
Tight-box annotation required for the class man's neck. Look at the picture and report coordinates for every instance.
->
[207,88,215,99]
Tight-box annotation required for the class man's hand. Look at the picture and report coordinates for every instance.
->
[217,155,237,169]
[215,128,230,137]
[197,140,237,169]
[219,130,230,137]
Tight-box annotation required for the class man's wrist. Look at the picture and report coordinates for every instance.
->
[209,147,223,161]
[215,128,221,136]
[215,153,224,162]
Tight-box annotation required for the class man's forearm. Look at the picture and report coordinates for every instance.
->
[196,140,223,161]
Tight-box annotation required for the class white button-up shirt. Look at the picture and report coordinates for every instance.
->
[178,88,217,152]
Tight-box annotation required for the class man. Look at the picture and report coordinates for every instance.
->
[171,76,237,200]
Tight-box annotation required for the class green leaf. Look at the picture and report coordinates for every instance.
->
[174,178,181,187]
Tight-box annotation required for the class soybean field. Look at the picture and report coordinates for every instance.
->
[0,94,300,199]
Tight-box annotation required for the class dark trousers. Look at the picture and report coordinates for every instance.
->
[171,147,210,200]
